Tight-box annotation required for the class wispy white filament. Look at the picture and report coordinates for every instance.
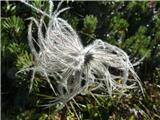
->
[20,0,143,108]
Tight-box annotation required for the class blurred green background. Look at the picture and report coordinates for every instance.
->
[1,1,160,120]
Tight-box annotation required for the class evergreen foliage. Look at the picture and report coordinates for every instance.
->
[1,1,160,119]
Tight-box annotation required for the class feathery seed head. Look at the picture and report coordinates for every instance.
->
[19,0,144,110]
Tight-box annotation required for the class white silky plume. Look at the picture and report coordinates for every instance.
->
[20,0,143,107]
